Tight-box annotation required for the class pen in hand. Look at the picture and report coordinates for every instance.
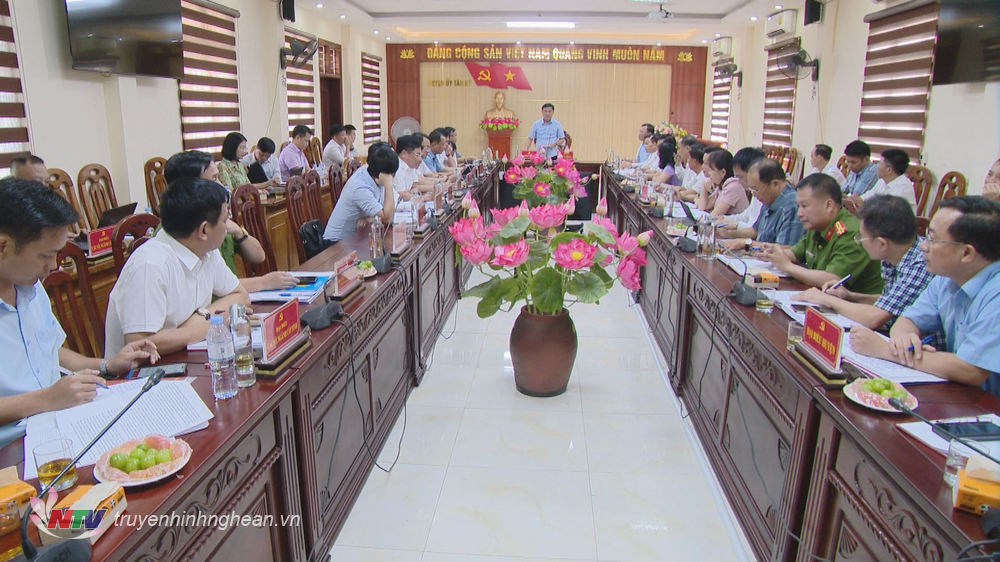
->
[824,274,852,294]
[906,335,936,353]
[58,365,109,389]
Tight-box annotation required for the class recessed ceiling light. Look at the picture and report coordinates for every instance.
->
[569,40,575,45]
[656,42,661,46]
[978,24,986,28]
[386,36,391,40]
[775,4,783,9]
[373,30,379,34]
[701,39,708,44]
[433,40,439,45]
[516,40,522,45]
[750,16,758,21]
[714,32,721,37]
[339,13,346,19]
[506,21,575,29]
[315,2,323,7]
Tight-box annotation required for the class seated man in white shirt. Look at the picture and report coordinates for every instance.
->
[847,148,916,213]
[105,177,250,357]
[0,179,159,447]
[808,144,846,186]
[414,133,454,185]
[322,124,348,169]
[393,134,434,200]
[240,137,280,183]
[675,136,699,186]
[344,125,360,162]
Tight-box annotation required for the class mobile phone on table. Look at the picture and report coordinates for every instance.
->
[133,363,187,379]
[295,276,318,286]
[933,421,1000,442]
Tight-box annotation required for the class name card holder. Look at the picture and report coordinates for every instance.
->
[790,307,849,387]
[330,250,364,305]
[88,226,115,258]
[257,300,310,378]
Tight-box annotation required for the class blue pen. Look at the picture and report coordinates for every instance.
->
[59,366,109,389]
[278,293,294,297]
[906,335,936,353]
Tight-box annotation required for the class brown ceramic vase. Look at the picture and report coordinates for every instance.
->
[508,306,577,397]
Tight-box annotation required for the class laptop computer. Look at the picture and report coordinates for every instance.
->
[97,202,138,228]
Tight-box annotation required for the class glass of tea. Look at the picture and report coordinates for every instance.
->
[755,289,776,314]
[33,439,78,492]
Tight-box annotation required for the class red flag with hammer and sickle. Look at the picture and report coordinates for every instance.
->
[465,62,498,87]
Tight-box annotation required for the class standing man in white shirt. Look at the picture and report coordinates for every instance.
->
[526,103,565,161]
[808,144,847,186]
[849,148,916,212]
[105,177,250,357]
[322,124,348,169]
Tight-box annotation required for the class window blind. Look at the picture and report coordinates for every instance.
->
[360,53,382,144]
[762,38,800,150]
[709,67,732,144]
[858,2,939,161]
[0,0,29,171]
[179,0,240,155]
[285,27,316,134]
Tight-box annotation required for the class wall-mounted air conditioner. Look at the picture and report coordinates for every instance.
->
[765,9,797,38]
[712,36,733,58]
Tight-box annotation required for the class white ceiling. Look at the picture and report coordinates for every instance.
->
[299,0,794,45]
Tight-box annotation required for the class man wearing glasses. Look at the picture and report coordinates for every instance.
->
[793,195,939,343]
[848,196,1000,394]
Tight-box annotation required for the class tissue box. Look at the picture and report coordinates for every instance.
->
[38,483,125,545]
[0,466,36,512]
[953,468,1000,516]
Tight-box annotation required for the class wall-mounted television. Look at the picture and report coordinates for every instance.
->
[933,0,1000,85]
[64,0,183,79]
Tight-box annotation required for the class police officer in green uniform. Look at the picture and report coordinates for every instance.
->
[759,173,884,294]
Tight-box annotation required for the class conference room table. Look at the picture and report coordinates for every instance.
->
[600,166,999,561]
[0,166,498,561]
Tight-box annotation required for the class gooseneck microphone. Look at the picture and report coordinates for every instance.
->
[887,397,1000,467]
[721,245,759,306]
[15,368,166,562]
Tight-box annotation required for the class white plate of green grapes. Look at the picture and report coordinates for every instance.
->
[843,377,918,413]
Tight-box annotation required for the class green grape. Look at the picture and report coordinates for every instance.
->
[129,448,145,460]
[155,449,172,464]
[109,453,127,470]
[124,458,140,473]
[140,452,157,470]
[135,444,148,452]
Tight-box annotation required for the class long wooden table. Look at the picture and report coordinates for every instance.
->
[0,166,498,561]
[604,167,998,561]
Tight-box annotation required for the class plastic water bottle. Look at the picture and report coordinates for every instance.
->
[207,315,238,400]
[665,189,675,219]
[697,215,717,260]
[229,304,256,388]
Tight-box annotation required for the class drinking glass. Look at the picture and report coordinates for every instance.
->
[33,439,78,492]
[945,439,982,487]
[786,321,804,350]
[755,289,776,314]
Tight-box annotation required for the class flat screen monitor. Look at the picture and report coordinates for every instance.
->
[933,0,1000,85]
[64,0,183,79]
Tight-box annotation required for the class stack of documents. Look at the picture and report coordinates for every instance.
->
[898,415,1000,456]
[23,379,213,479]
[717,255,789,279]
[772,290,853,329]
[249,272,331,303]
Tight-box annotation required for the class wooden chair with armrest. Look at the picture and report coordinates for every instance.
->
[230,183,277,277]
[44,241,105,357]
[327,163,344,208]
[111,213,160,275]
[837,155,849,178]
[45,168,87,235]
[907,164,935,216]
[77,163,118,230]
[285,177,313,264]
[928,171,967,218]
[306,136,322,167]
[144,157,168,216]
[303,169,325,221]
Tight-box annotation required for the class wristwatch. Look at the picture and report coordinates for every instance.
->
[99,359,109,378]
[196,307,212,320]
[234,227,249,244]
[744,238,753,252]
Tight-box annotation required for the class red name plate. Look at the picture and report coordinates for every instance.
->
[262,300,301,360]
[88,226,115,257]
[803,307,844,371]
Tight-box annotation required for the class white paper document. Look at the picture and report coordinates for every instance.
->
[248,271,332,303]
[23,379,214,479]
[717,254,790,278]
[842,343,947,384]
[772,290,855,330]
[898,415,1000,456]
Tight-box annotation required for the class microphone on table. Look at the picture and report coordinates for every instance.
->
[886,397,1000,468]
[721,246,760,307]
[14,368,166,562]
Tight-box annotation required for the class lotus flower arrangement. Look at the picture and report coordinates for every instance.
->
[654,120,688,138]
[480,117,520,131]
[450,192,651,318]
[505,153,587,208]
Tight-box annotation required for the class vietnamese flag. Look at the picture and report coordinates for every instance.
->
[491,63,532,90]
[465,62,503,88]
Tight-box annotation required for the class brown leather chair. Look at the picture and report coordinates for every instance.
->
[286,177,313,264]
[328,163,344,208]
[44,241,105,357]
[303,169,324,221]
[230,184,277,277]
[907,164,934,216]
[928,171,968,218]
[111,213,160,275]
[45,168,87,235]
[77,163,118,230]
[144,157,168,216]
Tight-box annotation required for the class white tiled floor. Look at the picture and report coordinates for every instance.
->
[332,271,754,562]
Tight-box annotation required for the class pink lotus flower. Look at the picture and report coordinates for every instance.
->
[591,214,618,240]
[563,196,576,215]
[529,203,568,230]
[468,198,481,219]
[553,158,575,177]
[491,239,530,267]
[461,191,473,210]
[599,252,614,266]
[595,197,608,216]
[517,199,530,218]
[520,166,537,180]
[529,152,547,165]
[617,232,639,256]
[566,169,581,183]
[460,239,493,265]
[617,253,644,291]
[572,181,588,198]
[637,230,653,247]
[491,205,521,227]
[533,181,551,197]
[448,217,483,246]
[504,166,522,184]
[511,154,525,166]
[553,239,597,270]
